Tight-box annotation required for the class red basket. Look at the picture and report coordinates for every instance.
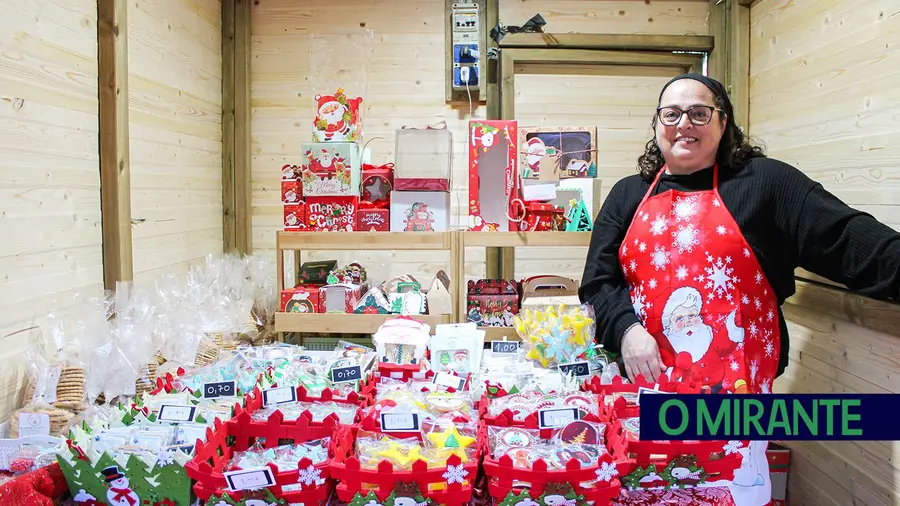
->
[329,424,480,506]
[185,408,340,504]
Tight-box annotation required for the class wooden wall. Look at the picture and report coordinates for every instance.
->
[250,0,709,288]
[0,0,104,420]
[0,0,223,421]
[750,0,900,504]
[128,0,224,281]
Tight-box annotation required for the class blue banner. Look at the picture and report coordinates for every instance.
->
[637,393,898,441]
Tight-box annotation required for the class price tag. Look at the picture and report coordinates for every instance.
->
[432,372,466,391]
[157,404,197,423]
[538,407,580,429]
[262,386,296,407]
[558,361,591,378]
[202,380,236,399]
[331,365,362,384]
[224,467,276,491]
[491,340,519,354]
[380,412,419,432]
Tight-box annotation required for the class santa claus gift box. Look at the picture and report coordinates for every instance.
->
[300,143,362,197]
[282,286,320,313]
[393,121,452,192]
[312,88,363,143]
[468,120,520,232]
[518,126,597,180]
[390,191,450,232]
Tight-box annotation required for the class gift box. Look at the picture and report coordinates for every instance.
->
[520,275,580,309]
[282,180,302,204]
[357,207,390,232]
[468,120,519,231]
[282,163,301,181]
[360,163,394,206]
[300,143,362,197]
[767,443,790,506]
[390,191,450,232]
[319,283,368,313]
[554,177,603,220]
[394,122,452,192]
[282,287,320,313]
[312,88,363,143]
[466,279,519,327]
[299,260,338,286]
[519,126,597,180]
[512,202,564,232]
[284,202,307,231]
[306,196,358,231]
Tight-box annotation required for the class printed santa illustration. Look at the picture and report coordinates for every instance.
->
[102,465,139,506]
[524,137,545,177]
[659,286,745,391]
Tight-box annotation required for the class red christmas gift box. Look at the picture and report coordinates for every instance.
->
[281,286,319,313]
[318,283,368,313]
[357,206,390,232]
[510,202,565,232]
[394,121,452,192]
[306,196,358,231]
[284,202,307,231]
[467,120,520,232]
[518,126,598,180]
[466,279,519,327]
[282,180,302,204]
[390,191,450,232]
[360,163,394,207]
[282,163,301,181]
[300,143,362,196]
[312,88,363,143]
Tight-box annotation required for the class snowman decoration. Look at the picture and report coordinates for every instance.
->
[102,466,140,506]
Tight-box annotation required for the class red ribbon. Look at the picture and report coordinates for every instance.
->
[359,199,389,210]
[110,488,138,506]
[362,162,394,172]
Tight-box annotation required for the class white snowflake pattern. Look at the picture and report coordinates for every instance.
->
[671,223,700,253]
[754,271,763,285]
[671,195,699,222]
[723,440,743,455]
[675,265,688,281]
[712,198,721,208]
[749,322,758,338]
[648,278,657,289]
[741,294,750,305]
[716,225,727,236]
[640,211,650,222]
[750,360,759,383]
[156,449,175,468]
[767,309,774,322]
[630,259,637,272]
[638,241,647,253]
[730,360,739,372]
[754,297,762,310]
[743,248,751,258]
[298,465,322,487]
[765,341,774,357]
[650,214,668,236]
[651,245,670,271]
[443,464,468,484]
[699,255,735,299]
[760,379,772,394]
[595,461,619,482]
[631,285,652,319]
[622,243,628,256]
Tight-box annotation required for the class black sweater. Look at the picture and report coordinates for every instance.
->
[578,157,900,377]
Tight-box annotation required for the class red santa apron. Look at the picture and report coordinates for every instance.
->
[619,164,777,505]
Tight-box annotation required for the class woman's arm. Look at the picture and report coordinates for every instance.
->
[578,179,642,353]
[777,162,900,300]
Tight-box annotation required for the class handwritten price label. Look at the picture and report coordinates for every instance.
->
[558,361,591,378]
[331,365,362,383]
[538,407,580,429]
[157,405,197,423]
[202,380,236,399]
[224,467,276,491]
[491,340,519,354]
[432,372,466,391]
[262,386,296,407]
[381,412,419,432]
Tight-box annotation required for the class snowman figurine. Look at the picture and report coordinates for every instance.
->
[102,466,140,506]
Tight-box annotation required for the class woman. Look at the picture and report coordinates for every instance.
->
[579,73,900,392]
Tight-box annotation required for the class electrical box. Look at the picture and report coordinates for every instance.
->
[451,2,481,91]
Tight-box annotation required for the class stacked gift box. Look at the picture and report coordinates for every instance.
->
[390,122,453,232]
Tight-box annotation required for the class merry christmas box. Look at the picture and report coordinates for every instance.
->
[467,120,519,232]
[306,196,358,231]
[390,191,450,232]
[357,206,390,232]
[300,143,362,197]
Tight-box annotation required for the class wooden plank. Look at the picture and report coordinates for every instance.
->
[726,0,750,132]
[789,279,900,339]
[504,49,702,69]
[222,0,236,253]
[485,0,500,120]
[500,33,714,52]
[278,231,452,251]
[234,0,252,254]
[463,232,592,247]
[707,0,727,81]
[500,48,515,120]
[97,0,134,288]
[274,312,451,334]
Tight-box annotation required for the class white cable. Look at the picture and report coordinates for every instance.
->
[465,78,473,118]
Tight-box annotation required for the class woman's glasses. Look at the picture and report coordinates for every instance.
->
[657,105,722,126]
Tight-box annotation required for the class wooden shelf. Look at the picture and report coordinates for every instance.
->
[275,312,452,334]
[461,231,592,247]
[277,231,452,250]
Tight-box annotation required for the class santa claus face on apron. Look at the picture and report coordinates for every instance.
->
[662,287,713,362]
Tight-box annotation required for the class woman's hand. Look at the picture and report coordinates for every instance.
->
[621,324,666,382]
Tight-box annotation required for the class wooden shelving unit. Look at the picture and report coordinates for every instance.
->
[275,231,462,337]
[460,231,593,341]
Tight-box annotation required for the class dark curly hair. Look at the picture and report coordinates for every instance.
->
[637,74,766,181]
